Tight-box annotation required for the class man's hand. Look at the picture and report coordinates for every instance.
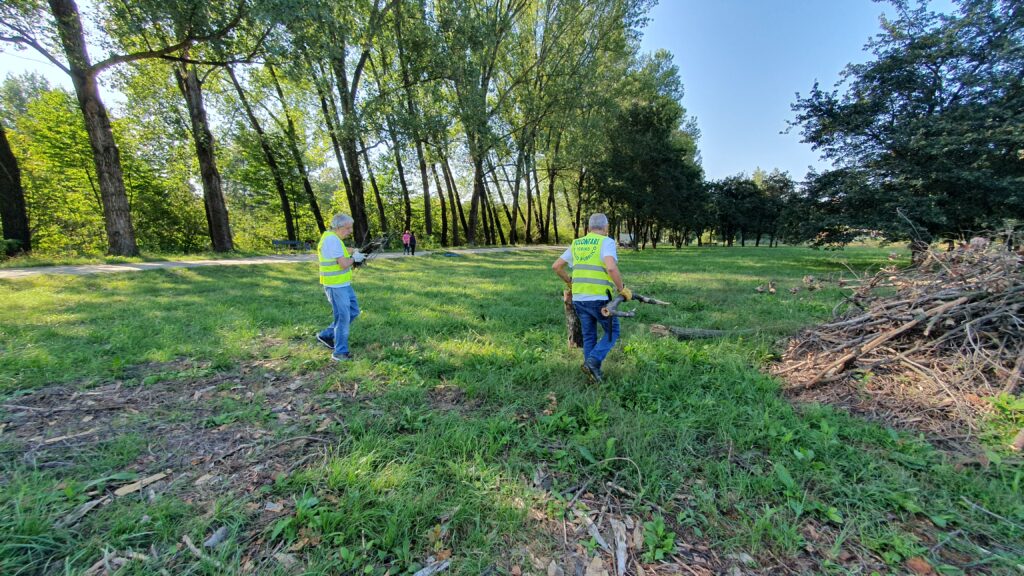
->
[619,286,633,301]
[352,251,366,264]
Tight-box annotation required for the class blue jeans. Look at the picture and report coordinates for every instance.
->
[573,300,620,366]
[318,285,360,355]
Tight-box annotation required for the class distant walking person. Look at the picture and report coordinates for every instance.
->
[409,232,417,256]
[551,213,632,383]
[316,214,365,362]
[402,229,412,255]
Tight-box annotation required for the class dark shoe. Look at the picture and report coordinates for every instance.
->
[331,353,352,362]
[316,334,334,349]
[583,358,603,383]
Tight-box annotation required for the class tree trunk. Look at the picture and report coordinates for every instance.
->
[531,151,546,243]
[467,153,487,246]
[431,163,448,247]
[48,0,138,256]
[268,64,324,233]
[393,0,431,236]
[501,154,526,244]
[442,158,469,242]
[331,55,370,245]
[311,60,353,209]
[572,169,585,238]
[0,122,30,255]
[387,118,413,231]
[226,67,295,241]
[175,62,232,252]
[524,154,534,244]
[544,131,561,244]
[486,158,516,242]
[479,184,493,245]
[359,135,387,234]
[441,159,460,246]
[368,55,412,232]
[483,178,506,245]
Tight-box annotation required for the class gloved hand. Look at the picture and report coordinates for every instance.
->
[352,251,366,263]
[619,286,633,301]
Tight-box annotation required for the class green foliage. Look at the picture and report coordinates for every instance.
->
[641,515,676,562]
[589,51,704,241]
[790,0,1024,243]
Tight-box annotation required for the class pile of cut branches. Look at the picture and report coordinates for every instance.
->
[775,245,1023,442]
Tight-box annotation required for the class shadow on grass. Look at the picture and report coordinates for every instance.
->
[2,247,1020,574]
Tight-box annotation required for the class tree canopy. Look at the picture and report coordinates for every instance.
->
[1,0,1021,256]
[790,0,1024,244]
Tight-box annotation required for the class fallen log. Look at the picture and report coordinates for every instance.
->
[650,324,740,340]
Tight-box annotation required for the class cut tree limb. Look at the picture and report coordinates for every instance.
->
[650,324,742,340]
[114,471,168,497]
[601,294,671,318]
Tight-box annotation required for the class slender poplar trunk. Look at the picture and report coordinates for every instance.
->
[358,136,387,234]
[483,180,505,245]
[524,156,534,244]
[441,162,459,246]
[394,1,431,235]
[331,55,370,245]
[311,60,353,205]
[227,67,295,241]
[443,159,469,241]
[431,162,448,247]
[268,64,324,233]
[531,150,546,243]
[175,61,232,252]
[388,119,412,231]
[485,161,514,244]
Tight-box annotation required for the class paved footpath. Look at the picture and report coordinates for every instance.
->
[0,245,562,279]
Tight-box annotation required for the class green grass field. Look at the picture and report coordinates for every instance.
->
[1,247,1021,575]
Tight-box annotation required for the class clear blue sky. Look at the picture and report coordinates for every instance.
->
[638,0,953,181]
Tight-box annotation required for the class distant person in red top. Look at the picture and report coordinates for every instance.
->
[402,230,412,255]
[409,232,417,256]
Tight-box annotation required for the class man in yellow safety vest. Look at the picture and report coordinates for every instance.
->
[552,213,632,383]
[316,214,365,361]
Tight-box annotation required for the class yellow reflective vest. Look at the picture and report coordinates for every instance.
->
[317,230,352,286]
[570,232,614,297]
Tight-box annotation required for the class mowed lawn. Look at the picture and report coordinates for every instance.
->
[0,247,1020,575]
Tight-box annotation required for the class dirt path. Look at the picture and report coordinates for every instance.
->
[0,245,561,279]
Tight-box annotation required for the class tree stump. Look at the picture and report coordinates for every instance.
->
[564,289,583,349]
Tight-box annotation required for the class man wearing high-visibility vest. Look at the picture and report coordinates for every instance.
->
[552,213,633,383]
[316,214,366,361]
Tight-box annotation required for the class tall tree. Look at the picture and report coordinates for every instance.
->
[174,58,233,251]
[266,62,325,232]
[2,0,135,254]
[226,65,296,241]
[0,120,30,255]
[2,0,241,254]
[791,0,1024,243]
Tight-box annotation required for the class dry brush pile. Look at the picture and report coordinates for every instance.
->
[774,244,1024,446]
